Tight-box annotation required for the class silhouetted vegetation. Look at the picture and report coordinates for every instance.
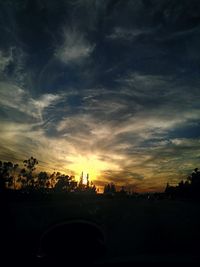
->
[0,160,18,192]
[1,156,200,202]
[0,157,97,196]
[165,168,200,199]
[103,183,116,195]
[1,158,200,265]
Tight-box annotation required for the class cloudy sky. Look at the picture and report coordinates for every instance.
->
[0,0,200,192]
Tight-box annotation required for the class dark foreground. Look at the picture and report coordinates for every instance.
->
[1,194,200,266]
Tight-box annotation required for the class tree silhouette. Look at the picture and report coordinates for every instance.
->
[17,168,27,189]
[0,158,97,195]
[23,157,38,189]
[0,161,9,191]
[110,183,116,194]
[49,172,57,188]
[55,174,71,192]
[189,168,200,196]
[190,168,200,185]
[165,167,200,199]
[119,186,127,196]
[23,157,38,173]
[103,184,110,194]
[12,163,19,190]
[0,161,18,191]
[104,183,116,195]
[90,182,97,193]
[38,171,49,189]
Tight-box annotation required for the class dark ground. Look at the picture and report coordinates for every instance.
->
[1,194,200,265]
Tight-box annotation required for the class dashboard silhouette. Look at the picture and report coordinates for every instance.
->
[1,196,200,266]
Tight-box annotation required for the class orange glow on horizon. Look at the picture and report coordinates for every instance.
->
[65,154,119,183]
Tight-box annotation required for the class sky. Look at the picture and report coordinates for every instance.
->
[0,0,200,192]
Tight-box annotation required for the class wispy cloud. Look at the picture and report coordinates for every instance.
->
[0,82,63,121]
[0,85,199,192]
[1,0,200,193]
[1,69,200,192]
[55,27,95,64]
[0,49,13,74]
[107,27,154,41]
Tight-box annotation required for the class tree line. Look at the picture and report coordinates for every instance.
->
[165,168,200,199]
[0,157,96,194]
[1,156,199,199]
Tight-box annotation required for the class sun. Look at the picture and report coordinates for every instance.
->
[66,153,115,182]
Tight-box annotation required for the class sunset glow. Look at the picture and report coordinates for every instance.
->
[1,2,200,267]
[67,154,118,183]
[0,0,200,192]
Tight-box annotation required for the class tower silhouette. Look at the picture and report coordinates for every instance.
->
[79,171,89,188]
